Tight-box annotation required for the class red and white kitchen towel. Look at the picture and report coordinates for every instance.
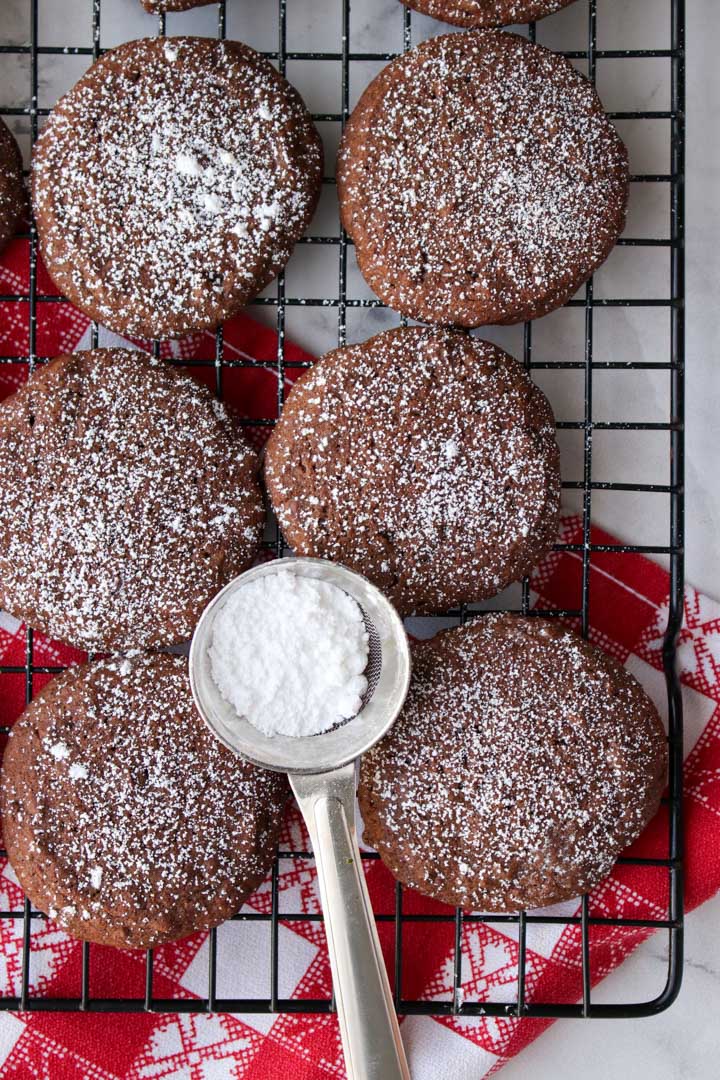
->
[0,238,718,1079]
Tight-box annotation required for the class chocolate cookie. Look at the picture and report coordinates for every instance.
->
[1,655,288,948]
[359,615,667,912]
[32,37,322,339]
[399,0,576,28]
[142,1,214,11]
[0,118,25,255]
[0,348,263,652]
[265,327,560,615]
[337,30,628,327]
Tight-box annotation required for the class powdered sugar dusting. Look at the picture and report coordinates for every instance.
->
[0,118,25,253]
[142,0,216,10]
[1,655,288,948]
[265,326,560,615]
[337,29,628,327]
[31,37,322,339]
[0,348,264,651]
[400,0,573,29]
[359,615,667,912]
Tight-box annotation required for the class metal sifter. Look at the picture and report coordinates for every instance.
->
[189,557,412,1080]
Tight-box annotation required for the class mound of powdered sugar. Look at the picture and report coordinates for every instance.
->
[209,571,370,738]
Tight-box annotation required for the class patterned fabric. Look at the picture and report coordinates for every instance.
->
[0,237,716,1078]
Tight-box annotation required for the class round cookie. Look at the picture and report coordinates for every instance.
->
[1,654,288,948]
[32,37,322,339]
[0,348,264,652]
[265,326,560,615]
[359,615,667,912]
[142,1,214,11]
[336,30,628,327]
[0,118,25,255]
[399,0,576,28]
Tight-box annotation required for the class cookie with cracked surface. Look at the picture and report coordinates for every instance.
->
[0,348,263,652]
[358,615,667,912]
[337,29,628,327]
[399,0,576,28]
[32,36,322,339]
[0,118,25,255]
[264,326,560,615]
[142,0,214,11]
[1,654,288,948]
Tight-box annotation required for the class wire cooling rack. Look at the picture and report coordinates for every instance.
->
[0,0,684,1021]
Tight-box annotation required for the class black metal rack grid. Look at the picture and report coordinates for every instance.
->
[0,0,684,1022]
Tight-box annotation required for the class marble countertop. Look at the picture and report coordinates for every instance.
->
[1,0,717,1076]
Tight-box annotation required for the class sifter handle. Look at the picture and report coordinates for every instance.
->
[291,764,411,1080]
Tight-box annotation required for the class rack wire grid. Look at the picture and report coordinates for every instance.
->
[0,0,684,1022]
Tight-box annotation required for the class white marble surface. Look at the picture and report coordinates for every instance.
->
[0,0,718,1076]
